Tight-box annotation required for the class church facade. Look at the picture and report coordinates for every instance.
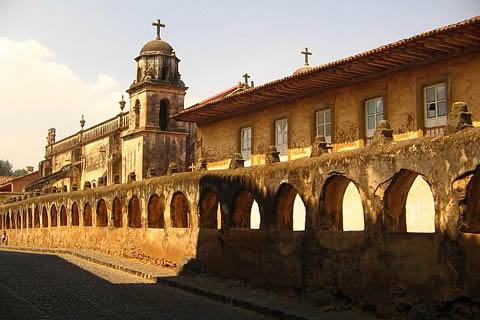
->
[29,21,194,192]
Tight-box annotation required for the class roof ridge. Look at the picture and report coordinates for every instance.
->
[176,15,480,116]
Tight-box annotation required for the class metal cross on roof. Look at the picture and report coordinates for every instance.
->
[301,48,312,66]
[152,19,165,40]
[242,73,250,85]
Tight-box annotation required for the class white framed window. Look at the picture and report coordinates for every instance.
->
[275,118,288,162]
[424,83,447,128]
[240,127,252,167]
[365,97,384,138]
[315,109,332,144]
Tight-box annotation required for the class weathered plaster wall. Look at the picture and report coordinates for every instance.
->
[198,53,480,169]
[81,136,109,187]
[2,127,480,305]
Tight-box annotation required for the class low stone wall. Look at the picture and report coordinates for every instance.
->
[2,127,480,305]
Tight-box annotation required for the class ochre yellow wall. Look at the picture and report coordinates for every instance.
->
[197,53,480,169]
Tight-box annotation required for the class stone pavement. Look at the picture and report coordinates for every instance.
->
[0,246,376,320]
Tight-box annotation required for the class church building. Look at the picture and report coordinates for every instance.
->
[175,16,480,170]
[28,20,194,192]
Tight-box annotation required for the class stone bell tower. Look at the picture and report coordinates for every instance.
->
[121,19,192,182]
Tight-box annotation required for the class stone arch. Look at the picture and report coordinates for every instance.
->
[16,211,21,229]
[148,194,165,228]
[71,202,79,226]
[96,199,108,227]
[459,169,480,233]
[42,206,48,227]
[60,205,67,226]
[251,200,261,229]
[170,191,189,228]
[22,210,26,228]
[28,207,32,228]
[112,197,122,227]
[159,98,169,131]
[275,183,306,231]
[128,196,141,228]
[231,190,262,229]
[11,211,16,229]
[384,169,435,233]
[321,175,365,231]
[34,206,40,228]
[50,205,57,227]
[83,202,92,227]
[199,189,219,229]
[406,176,435,233]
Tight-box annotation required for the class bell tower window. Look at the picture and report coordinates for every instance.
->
[160,99,169,131]
[134,100,141,129]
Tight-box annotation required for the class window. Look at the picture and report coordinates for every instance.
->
[315,109,332,144]
[275,118,288,162]
[365,97,384,138]
[240,127,252,167]
[424,83,447,128]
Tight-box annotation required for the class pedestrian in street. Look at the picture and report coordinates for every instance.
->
[1,231,8,246]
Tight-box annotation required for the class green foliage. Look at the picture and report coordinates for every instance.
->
[0,160,13,176]
[13,169,28,177]
[0,160,28,177]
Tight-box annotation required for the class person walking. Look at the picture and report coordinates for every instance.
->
[1,231,8,245]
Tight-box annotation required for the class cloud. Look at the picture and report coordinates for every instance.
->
[0,37,126,170]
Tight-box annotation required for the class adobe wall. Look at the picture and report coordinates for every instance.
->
[197,52,480,168]
[2,127,480,305]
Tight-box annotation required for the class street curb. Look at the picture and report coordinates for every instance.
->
[0,247,310,320]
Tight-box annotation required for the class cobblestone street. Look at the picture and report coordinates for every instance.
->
[0,251,269,320]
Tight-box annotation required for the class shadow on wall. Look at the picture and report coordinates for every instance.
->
[181,169,443,293]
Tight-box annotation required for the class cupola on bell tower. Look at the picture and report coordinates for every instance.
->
[121,19,192,182]
[126,19,187,132]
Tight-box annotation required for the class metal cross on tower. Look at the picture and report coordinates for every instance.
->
[301,48,312,66]
[152,19,165,40]
[242,73,250,85]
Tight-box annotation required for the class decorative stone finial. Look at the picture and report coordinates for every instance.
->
[447,101,473,134]
[372,120,393,145]
[310,135,331,157]
[229,153,245,169]
[128,172,136,183]
[80,115,85,129]
[148,167,157,178]
[265,146,280,164]
[197,158,208,171]
[167,162,178,175]
[119,95,126,111]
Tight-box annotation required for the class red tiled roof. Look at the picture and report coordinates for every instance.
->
[175,15,480,123]
[194,83,246,106]
[0,176,14,185]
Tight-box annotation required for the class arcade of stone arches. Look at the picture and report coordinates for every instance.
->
[0,170,441,234]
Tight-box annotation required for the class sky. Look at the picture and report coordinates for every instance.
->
[0,0,479,170]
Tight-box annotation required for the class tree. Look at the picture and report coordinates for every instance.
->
[0,160,13,176]
[13,169,28,177]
